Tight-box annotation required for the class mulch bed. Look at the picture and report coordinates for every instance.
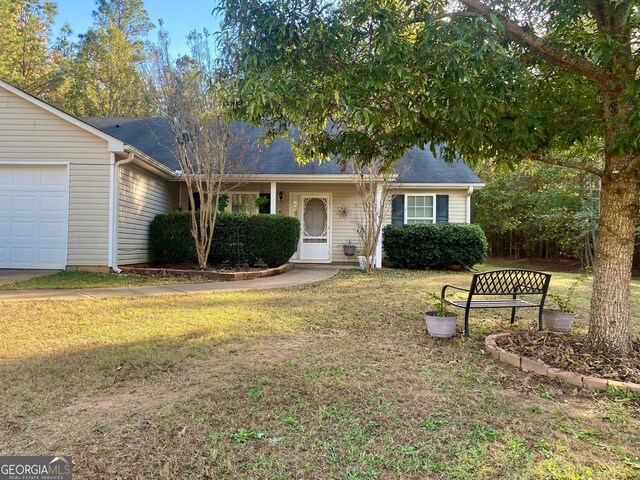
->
[496,332,640,384]
[161,264,265,273]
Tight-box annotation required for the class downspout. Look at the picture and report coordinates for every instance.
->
[466,186,474,224]
[110,152,135,273]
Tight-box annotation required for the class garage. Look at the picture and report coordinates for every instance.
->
[0,165,69,269]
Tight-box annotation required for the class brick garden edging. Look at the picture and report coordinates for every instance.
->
[485,333,640,392]
[121,263,293,282]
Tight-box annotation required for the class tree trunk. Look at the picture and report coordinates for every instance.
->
[587,172,640,354]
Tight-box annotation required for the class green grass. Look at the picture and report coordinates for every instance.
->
[0,265,638,479]
[0,270,212,290]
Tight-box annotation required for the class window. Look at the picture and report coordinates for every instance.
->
[405,195,435,224]
[230,193,259,215]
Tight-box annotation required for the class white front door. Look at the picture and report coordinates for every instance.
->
[299,195,331,262]
[0,165,69,269]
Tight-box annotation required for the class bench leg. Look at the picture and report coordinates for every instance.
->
[464,308,470,337]
[510,307,517,324]
[538,307,544,332]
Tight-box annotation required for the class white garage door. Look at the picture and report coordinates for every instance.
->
[0,165,68,269]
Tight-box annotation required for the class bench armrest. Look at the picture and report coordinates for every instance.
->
[441,284,470,301]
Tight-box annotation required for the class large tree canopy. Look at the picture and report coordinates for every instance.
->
[219,0,640,353]
[62,0,154,116]
[0,0,70,101]
[219,0,637,168]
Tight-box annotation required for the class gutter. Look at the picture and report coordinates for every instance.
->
[466,186,475,224]
[109,152,135,273]
[124,145,178,179]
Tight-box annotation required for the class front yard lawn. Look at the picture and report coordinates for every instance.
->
[0,270,213,290]
[0,266,638,479]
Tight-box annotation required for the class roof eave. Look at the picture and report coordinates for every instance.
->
[391,182,485,189]
[124,146,179,179]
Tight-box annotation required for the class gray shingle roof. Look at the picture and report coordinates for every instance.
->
[82,117,482,184]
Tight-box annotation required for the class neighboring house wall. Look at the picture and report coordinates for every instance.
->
[0,85,112,268]
[118,163,180,265]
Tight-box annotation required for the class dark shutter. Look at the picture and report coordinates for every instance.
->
[189,193,201,211]
[391,195,405,227]
[436,195,449,223]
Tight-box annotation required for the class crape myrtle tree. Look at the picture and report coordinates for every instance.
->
[218,0,640,354]
[350,160,395,273]
[146,27,250,269]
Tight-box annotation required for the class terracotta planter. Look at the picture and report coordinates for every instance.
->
[424,312,458,338]
[543,310,575,332]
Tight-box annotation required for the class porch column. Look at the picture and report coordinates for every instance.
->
[375,184,383,269]
[270,181,277,214]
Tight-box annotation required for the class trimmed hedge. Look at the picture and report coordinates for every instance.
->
[149,210,195,264]
[150,211,300,267]
[382,223,488,269]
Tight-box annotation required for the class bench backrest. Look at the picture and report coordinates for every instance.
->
[470,269,551,296]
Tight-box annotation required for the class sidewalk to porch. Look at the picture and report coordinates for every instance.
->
[0,265,339,302]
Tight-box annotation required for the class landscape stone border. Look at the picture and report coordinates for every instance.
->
[121,263,293,282]
[485,333,640,392]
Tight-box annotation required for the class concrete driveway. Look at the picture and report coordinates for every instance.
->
[0,269,58,285]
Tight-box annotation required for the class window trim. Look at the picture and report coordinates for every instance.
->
[227,191,260,214]
[404,193,436,225]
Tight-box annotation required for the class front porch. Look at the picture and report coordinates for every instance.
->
[179,178,384,267]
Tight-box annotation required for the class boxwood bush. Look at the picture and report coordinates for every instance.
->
[149,210,195,264]
[150,211,300,267]
[382,223,488,269]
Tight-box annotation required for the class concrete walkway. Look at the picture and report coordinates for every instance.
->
[0,269,61,284]
[0,266,339,302]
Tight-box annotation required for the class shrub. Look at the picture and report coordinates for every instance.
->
[149,210,195,264]
[382,223,488,269]
[246,214,300,267]
[150,211,300,268]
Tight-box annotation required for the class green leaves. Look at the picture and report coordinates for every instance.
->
[218,0,638,170]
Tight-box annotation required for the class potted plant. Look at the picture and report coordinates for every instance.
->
[543,276,585,332]
[343,240,356,257]
[424,292,458,338]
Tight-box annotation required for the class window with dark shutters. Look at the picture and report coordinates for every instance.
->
[436,195,449,223]
[391,195,405,226]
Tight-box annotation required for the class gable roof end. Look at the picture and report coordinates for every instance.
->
[0,79,126,153]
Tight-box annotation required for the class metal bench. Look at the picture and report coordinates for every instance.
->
[441,269,552,336]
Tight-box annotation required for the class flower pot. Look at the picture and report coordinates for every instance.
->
[357,255,376,271]
[424,312,458,338]
[543,310,575,333]
[343,245,356,257]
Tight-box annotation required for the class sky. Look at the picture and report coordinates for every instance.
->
[52,0,223,56]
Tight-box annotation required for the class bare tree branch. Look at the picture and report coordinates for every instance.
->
[350,161,395,272]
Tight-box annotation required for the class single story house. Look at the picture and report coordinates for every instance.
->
[0,78,483,271]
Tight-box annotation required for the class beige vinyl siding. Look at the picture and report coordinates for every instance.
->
[180,181,472,262]
[118,164,180,265]
[0,85,112,267]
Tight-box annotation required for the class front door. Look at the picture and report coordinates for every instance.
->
[299,195,331,261]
